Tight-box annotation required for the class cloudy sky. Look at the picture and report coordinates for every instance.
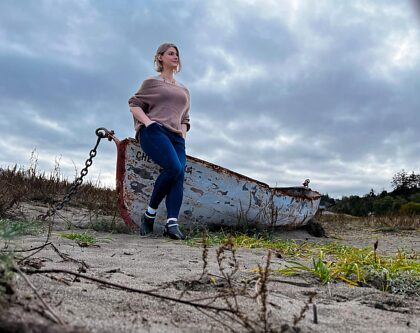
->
[1,0,419,198]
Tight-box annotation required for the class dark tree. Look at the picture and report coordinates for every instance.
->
[391,170,420,194]
[320,193,335,208]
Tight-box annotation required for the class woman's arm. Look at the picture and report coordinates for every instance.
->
[181,123,188,139]
[130,106,155,127]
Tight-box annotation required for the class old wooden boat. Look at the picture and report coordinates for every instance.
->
[103,130,321,230]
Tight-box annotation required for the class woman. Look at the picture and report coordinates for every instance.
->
[128,43,190,240]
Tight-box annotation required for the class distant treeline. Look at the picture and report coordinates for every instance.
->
[321,170,420,216]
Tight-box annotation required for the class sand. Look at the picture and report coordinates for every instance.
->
[1,202,419,332]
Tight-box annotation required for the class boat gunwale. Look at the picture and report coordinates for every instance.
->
[121,138,321,201]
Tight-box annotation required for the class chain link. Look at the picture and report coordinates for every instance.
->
[39,128,114,221]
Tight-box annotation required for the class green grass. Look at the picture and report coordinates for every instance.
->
[279,251,332,284]
[277,246,419,294]
[187,232,419,295]
[0,218,43,241]
[60,232,99,247]
[186,232,313,256]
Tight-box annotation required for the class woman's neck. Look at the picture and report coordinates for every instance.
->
[160,69,175,82]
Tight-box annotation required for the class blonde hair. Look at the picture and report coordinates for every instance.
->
[154,43,181,73]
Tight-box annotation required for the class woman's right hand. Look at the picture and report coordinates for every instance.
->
[145,120,156,127]
[130,107,155,128]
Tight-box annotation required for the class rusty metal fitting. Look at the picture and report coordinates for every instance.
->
[96,127,119,143]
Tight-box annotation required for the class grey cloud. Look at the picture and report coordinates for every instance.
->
[0,0,419,198]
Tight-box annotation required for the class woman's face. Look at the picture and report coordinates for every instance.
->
[159,47,179,71]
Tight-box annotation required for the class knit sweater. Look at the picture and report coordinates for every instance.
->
[128,77,190,136]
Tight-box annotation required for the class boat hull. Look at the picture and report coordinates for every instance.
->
[115,138,321,229]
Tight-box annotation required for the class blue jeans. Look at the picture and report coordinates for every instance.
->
[138,123,186,219]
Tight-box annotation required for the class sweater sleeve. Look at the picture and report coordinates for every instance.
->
[128,79,154,112]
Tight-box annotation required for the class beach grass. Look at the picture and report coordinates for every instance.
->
[0,162,118,218]
[187,232,419,295]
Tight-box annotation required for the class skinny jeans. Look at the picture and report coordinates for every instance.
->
[138,123,186,219]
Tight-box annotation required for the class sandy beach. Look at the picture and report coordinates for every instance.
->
[1,203,419,332]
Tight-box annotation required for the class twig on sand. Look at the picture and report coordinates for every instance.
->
[313,303,318,324]
[14,265,67,326]
[268,278,312,288]
[256,251,271,332]
[20,267,236,314]
[13,218,56,261]
[293,292,317,326]
[16,242,89,269]
[49,242,89,268]
[4,242,52,253]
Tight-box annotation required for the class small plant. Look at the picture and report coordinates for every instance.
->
[0,219,24,296]
[280,251,332,284]
[60,232,99,247]
[276,243,419,295]
[0,219,43,248]
[386,271,419,295]
[312,251,332,284]
[0,254,14,295]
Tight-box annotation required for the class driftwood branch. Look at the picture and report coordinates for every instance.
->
[20,267,236,313]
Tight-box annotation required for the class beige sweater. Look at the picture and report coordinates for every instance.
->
[128,77,190,136]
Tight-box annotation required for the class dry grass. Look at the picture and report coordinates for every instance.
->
[318,212,420,232]
[364,215,420,231]
[0,164,118,218]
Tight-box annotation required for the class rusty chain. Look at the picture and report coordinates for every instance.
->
[39,128,115,221]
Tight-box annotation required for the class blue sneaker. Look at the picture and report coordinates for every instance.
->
[163,222,185,240]
[139,212,155,236]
